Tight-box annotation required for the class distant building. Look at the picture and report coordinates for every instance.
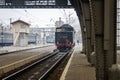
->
[55,17,64,27]
[11,20,30,47]
[29,27,55,44]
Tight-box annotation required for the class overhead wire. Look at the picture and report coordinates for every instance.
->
[63,9,68,23]
[10,9,46,27]
[24,9,48,23]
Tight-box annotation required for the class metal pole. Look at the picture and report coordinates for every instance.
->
[47,0,49,5]
[10,18,13,45]
[1,25,3,47]
[43,28,46,44]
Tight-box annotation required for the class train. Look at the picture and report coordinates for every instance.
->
[55,24,75,52]
[0,32,36,47]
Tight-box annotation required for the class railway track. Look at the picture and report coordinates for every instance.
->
[0,46,55,67]
[1,49,73,80]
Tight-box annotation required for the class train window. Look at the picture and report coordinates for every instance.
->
[56,29,62,32]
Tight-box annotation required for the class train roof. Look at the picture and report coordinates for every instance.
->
[57,24,74,31]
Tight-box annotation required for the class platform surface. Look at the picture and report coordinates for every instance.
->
[60,44,96,80]
[0,43,53,54]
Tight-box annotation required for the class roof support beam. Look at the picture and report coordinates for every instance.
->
[70,0,87,54]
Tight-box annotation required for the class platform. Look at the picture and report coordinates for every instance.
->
[0,44,54,54]
[60,44,96,80]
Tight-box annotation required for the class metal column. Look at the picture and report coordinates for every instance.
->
[89,0,116,80]
[104,0,116,79]
[82,1,93,63]
[89,0,105,80]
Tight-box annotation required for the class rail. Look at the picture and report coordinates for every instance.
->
[39,50,71,80]
[2,49,59,80]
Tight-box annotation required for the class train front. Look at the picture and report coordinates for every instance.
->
[55,24,75,52]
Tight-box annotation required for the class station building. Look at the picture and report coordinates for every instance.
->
[11,20,30,47]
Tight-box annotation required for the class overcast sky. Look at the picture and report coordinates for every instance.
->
[0,9,80,31]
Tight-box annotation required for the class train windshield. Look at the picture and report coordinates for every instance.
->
[55,32,73,43]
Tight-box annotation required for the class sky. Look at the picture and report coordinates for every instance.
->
[0,9,81,31]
